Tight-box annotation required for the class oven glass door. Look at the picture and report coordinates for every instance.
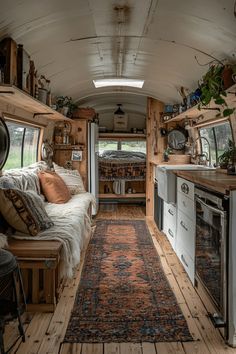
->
[195,196,226,311]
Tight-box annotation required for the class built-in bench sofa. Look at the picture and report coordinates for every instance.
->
[0,161,94,312]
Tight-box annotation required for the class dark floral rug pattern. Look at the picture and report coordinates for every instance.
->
[64,220,193,343]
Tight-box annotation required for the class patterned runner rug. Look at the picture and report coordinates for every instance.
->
[64,220,193,343]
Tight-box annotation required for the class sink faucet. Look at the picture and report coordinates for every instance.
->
[193,136,212,167]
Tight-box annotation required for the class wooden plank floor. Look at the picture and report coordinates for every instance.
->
[5,204,236,354]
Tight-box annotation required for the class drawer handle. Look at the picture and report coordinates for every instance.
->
[168,209,174,216]
[181,254,189,268]
[180,220,188,231]
[168,228,174,238]
[181,183,189,195]
[182,200,186,207]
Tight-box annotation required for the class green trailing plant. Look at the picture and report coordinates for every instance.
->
[198,64,236,117]
[218,139,236,168]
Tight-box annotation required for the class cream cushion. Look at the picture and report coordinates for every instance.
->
[53,163,86,194]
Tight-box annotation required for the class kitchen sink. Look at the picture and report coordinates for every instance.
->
[156,164,215,204]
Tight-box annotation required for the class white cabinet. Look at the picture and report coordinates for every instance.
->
[176,177,196,284]
[177,191,195,220]
[177,177,195,200]
[163,202,176,250]
[161,176,196,283]
[176,209,195,256]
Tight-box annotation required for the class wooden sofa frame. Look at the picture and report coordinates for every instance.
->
[7,239,63,312]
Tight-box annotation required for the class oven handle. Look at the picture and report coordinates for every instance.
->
[195,196,226,217]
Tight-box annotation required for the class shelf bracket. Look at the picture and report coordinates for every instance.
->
[33,112,54,118]
[201,107,221,112]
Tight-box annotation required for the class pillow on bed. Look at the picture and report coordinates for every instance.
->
[0,189,54,236]
[38,170,71,203]
[53,163,86,194]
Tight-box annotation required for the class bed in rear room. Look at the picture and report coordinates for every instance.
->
[98,150,146,196]
[99,150,146,180]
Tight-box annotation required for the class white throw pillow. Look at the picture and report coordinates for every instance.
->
[53,163,86,194]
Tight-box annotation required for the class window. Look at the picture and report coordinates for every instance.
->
[98,140,119,154]
[4,121,40,170]
[120,140,146,153]
[99,139,146,154]
[199,121,233,165]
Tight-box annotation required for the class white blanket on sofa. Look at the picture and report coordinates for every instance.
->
[11,192,95,278]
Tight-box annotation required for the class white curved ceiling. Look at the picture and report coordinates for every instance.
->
[0,0,236,114]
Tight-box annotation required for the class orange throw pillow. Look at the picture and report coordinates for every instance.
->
[38,171,71,204]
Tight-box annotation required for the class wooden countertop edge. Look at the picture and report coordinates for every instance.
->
[174,170,236,194]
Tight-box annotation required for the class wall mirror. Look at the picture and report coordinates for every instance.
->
[0,117,10,170]
[168,128,187,150]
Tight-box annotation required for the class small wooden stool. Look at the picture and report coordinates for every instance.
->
[0,249,26,354]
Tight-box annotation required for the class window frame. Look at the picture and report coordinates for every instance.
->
[198,119,234,165]
[3,115,43,169]
[98,137,146,154]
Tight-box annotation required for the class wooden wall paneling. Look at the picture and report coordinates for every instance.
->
[151,98,166,159]
[71,119,88,189]
[230,114,236,143]
[146,97,153,217]
[146,97,165,217]
[53,119,89,190]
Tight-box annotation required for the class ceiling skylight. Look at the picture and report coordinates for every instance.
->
[93,78,144,88]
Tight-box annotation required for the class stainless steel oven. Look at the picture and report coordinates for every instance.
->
[195,187,228,328]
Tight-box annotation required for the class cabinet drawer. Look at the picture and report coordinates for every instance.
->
[177,191,195,220]
[163,202,176,238]
[163,212,176,236]
[176,209,195,258]
[177,177,194,200]
[165,227,176,249]
[176,240,195,284]
[164,201,176,219]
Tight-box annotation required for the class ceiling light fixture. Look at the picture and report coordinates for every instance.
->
[114,104,125,115]
[93,78,144,88]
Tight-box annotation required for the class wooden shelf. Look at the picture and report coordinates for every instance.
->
[53,144,84,150]
[99,193,146,199]
[150,154,191,165]
[0,84,71,121]
[99,133,146,139]
[163,84,236,123]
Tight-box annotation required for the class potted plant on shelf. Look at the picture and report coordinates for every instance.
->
[218,139,236,169]
[198,63,236,117]
[55,96,78,117]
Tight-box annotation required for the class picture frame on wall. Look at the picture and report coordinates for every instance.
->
[71,150,82,161]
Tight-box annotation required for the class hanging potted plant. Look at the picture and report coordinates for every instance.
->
[198,63,236,117]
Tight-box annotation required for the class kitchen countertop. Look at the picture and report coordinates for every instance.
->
[175,169,236,195]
